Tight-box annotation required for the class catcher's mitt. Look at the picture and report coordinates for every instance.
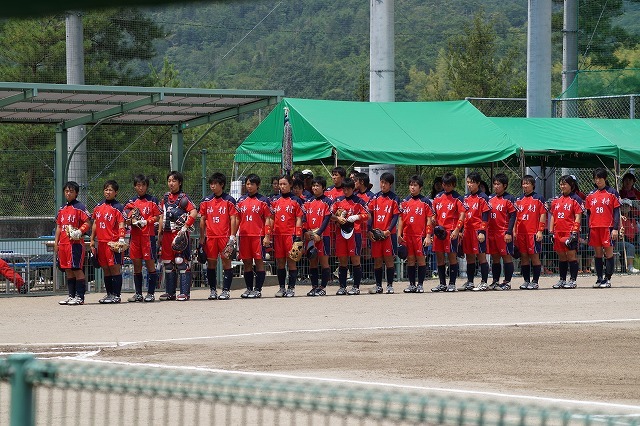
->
[433,225,447,241]
[565,231,579,250]
[397,244,408,260]
[108,240,129,253]
[173,213,195,233]
[171,233,189,252]
[222,238,237,260]
[196,244,207,264]
[370,228,386,241]
[288,240,304,262]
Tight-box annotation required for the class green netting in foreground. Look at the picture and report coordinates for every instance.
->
[1,355,638,425]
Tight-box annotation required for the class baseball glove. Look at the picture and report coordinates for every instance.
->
[127,207,142,222]
[222,238,237,260]
[108,240,129,253]
[172,213,195,234]
[64,225,83,241]
[397,244,408,260]
[335,208,346,218]
[565,231,579,250]
[433,225,447,241]
[196,244,207,264]
[370,228,386,241]
[288,240,304,262]
[171,233,189,252]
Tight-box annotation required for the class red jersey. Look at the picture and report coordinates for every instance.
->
[198,193,237,238]
[93,200,125,242]
[463,191,491,231]
[124,194,160,238]
[488,192,517,233]
[550,193,584,233]
[514,192,547,234]
[324,185,344,201]
[303,195,333,236]
[270,193,303,235]
[399,195,434,237]
[368,191,401,233]
[332,194,369,233]
[585,186,621,228]
[432,191,466,230]
[236,193,271,237]
[56,200,91,246]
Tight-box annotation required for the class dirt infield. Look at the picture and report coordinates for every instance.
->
[1,273,639,414]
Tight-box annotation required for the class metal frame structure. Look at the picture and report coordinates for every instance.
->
[0,82,283,207]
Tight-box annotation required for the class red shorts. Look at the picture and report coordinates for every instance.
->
[129,234,152,260]
[205,236,228,260]
[239,235,264,260]
[461,230,486,255]
[160,231,189,261]
[335,233,362,257]
[404,234,426,257]
[306,235,331,257]
[553,232,571,252]
[432,231,458,254]
[371,234,396,258]
[588,228,613,248]
[515,233,542,255]
[273,234,294,259]
[487,232,512,256]
[58,243,85,270]
[97,241,123,267]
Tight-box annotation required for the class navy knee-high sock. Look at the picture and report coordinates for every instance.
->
[287,269,297,289]
[321,268,331,287]
[480,262,489,283]
[594,257,604,280]
[386,267,395,285]
[417,265,427,285]
[277,268,286,288]
[492,263,502,283]
[353,265,362,287]
[532,264,541,283]
[521,264,531,283]
[374,268,383,286]
[504,262,514,282]
[133,272,143,294]
[255,270,266,291]
[207,268,217,290]
[558,261,568,281]
[67,277,77,298]
[407,265,416,285]
[243,270,254,291]
[339,266,348,288]
[466,262,476,283]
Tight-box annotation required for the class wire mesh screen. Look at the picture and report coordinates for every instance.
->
[0,357,636,426]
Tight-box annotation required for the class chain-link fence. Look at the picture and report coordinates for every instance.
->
[467,95,640,119]
[1,354,637,426]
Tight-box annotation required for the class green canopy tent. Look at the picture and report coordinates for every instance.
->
[583,119,640,166]
[235,98,519,166]
[490,117,622,168]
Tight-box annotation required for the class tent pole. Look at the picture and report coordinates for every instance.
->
[333,148,338,167]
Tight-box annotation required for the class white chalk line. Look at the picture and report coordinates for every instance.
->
[4,317,640,348]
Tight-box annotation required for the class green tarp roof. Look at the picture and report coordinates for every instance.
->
[236,98,640,168]
[491,117,640,167]
[235,98,519,166]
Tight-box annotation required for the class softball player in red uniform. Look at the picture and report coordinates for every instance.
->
[264,175,303,297]
[549,175,584,289]
[513,175,547,290]
[90,180,126,304]
[430,173,467,292]
[367,172,401,294]
[459,172,490,291]
[302,176,333,296]
[123,175,161,302]
[397,175,434,293]
[55,181,91,305]
[584,168,621,288]
[199,172,238,300]
[236,173,271,298]
[476,173,516,291]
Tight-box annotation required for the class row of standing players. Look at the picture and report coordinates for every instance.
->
[53,166,622,305]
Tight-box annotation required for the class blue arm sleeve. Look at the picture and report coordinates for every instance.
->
[315,214,332,235]
[613,206,620,230]
[481,211,489,222]
[506,212,516,235]
[387,213,399,232]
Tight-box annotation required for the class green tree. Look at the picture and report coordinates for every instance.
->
[406,11,526,101]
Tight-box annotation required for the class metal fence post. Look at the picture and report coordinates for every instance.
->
[8,353,35,426]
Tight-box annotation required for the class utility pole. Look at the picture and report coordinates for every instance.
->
[65,11,88,201]
[562,0,578,117]
[369,0,395,102]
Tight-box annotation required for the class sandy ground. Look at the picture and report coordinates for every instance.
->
[1,273,639,416]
